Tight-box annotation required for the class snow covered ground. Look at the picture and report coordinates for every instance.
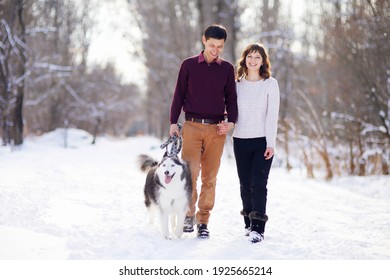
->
[0,129,389,261]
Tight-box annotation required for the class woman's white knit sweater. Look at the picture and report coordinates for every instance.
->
[232,77,280,148]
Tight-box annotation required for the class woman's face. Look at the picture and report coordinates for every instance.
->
[245,51,263,72]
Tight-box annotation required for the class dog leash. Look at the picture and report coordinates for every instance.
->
[160,123,182,157]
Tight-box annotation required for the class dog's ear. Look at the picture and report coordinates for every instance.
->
[158,156,167,167]
[171,155,182,165]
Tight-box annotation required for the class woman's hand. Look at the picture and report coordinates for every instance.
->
[264,147,274,160]
[217,122,235,135]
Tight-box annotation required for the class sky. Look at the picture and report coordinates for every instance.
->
[0,128,389,279]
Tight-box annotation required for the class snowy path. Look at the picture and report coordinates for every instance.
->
[0,130,389,260]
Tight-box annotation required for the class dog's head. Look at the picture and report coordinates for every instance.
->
[156,155,182,185]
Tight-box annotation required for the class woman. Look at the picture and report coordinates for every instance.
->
[233,43,280,243]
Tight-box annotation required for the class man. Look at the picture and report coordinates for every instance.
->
[170,24,237,239]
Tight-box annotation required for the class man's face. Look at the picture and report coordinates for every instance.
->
[202,36,225,63]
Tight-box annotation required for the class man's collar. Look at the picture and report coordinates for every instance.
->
[198,51,222,65]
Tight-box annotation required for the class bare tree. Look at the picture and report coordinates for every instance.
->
[130,0,200,138]
[291,0,390,177]
[0,0,27,145]
[0,0,143,144]
[296,89,333,180]
[197,0,239,63]
[319,0,390,175]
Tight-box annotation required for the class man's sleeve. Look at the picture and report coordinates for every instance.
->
[170,62,188,124]
[225,65,238,123]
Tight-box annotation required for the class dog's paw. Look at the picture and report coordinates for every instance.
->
[174,230,184,238]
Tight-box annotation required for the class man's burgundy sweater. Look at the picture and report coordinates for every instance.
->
[170,52,238,124]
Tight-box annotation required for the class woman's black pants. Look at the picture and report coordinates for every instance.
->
[233,137,273,216]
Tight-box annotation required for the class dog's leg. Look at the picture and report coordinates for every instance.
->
[170,214,176,232]
[148,205,155,224]
[159,210,170,239]
[174,210,185,238]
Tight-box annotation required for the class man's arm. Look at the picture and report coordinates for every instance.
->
[170,61,188,126]
[217,64,237,135]
[224,65,238,124]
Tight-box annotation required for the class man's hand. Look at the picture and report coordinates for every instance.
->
[170,124,180,137]
[217,122,235,135]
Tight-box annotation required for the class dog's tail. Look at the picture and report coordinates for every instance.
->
[138,154,158,173]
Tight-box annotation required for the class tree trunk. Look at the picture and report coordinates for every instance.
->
[303,149,315,179]
[348,138,355,175]
[0,0,26,145]
[319,149,333,180]
[382,155,389,175]
[282,119,292,171]
[357,132,365,176]
[196,0,238,63]
[13,1,26,145]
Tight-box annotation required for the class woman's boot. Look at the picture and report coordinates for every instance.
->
[240,210,251,236]
[248,212,268,243]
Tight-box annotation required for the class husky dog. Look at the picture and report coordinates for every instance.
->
[138,154,192,239]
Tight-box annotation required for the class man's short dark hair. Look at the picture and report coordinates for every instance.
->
[203,24,227,42]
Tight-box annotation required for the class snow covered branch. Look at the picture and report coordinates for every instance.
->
[33,63,73,72]
[25,26,57,35]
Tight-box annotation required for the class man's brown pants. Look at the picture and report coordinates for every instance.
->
[181,121,226,225]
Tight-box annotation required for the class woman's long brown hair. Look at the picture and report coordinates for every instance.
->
[236,43,272,82]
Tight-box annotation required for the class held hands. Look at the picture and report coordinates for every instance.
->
[172,122,273,158]
[217,122,235,135]
[264,147,274,160]
[171,122,235,136]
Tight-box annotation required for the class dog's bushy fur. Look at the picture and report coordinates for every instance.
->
[138,154,192,239]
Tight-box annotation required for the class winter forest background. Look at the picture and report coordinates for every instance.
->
[1,0,389,180]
